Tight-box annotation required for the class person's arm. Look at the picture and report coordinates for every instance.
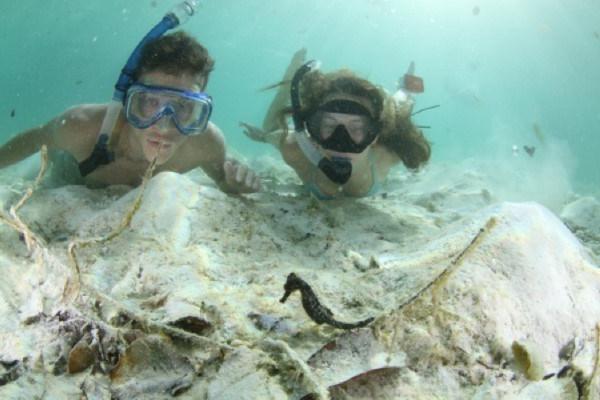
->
[194,123,261,194]
[0,105,103,170]
[0,122,55,169]
[240,122,286,150]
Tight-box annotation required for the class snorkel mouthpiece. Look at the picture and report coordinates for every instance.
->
[318,157,352,185]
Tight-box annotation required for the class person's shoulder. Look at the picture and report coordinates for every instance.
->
[180,122,226,165]
[372,142,401,170]
[56,104,107,133]
[188,121,225,149]
[280,132,303,164]
[52,104,108,156]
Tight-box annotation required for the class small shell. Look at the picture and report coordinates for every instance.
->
[168,315,212,335]
[67,341,96,374]
[512,340,545,381]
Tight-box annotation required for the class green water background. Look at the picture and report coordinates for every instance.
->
[1,0,599,193]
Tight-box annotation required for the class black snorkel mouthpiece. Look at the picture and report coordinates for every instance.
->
[318,157,352,185]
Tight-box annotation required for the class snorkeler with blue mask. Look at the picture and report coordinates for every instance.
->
[0,1,261,193]
[241,49,431,199]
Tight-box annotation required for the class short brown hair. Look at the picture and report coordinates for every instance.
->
[134,31,214,86]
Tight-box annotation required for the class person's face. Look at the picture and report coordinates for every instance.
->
[132,70,206,165]
[315,112,376,160]
[319,112,369,143]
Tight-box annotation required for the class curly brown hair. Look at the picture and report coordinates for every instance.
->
[294,69,431,170]
[134,31,214,87]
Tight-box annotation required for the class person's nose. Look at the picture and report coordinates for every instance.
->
[155,115,176,133]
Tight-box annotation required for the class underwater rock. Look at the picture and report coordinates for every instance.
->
[162,298,217,336]
[247,312,298,335]
[364,202,600,397]
[561,196,600,257]
[207,347,288,400]
[307,329,406,388]
[80,374,112,399]
[110,336,195,398]
[128,171,204,250]
[561,196,600,233]
[328,367,401,399]
[0,359,24,386]
[110,335,192,382]
[3,168,600,399]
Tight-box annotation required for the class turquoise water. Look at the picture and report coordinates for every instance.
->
[1,0,599,192]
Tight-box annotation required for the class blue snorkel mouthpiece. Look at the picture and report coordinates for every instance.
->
[79,0,201,177]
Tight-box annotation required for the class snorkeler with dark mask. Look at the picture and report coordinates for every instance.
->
[241,49,430,199]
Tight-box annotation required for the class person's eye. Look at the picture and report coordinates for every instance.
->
[144,96,160,108]
[175,101,193,114]
[321,123,338,133]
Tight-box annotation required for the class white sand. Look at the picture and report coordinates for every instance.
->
[0,157,599,399]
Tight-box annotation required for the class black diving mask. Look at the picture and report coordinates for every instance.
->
[306,99,378,154]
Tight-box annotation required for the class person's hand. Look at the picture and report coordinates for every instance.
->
[240,122,267,142]
[240,122,285,148]
[223,159,261,194]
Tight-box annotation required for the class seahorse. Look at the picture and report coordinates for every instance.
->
[280,273,374,330]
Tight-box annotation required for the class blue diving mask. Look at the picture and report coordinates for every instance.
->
[124,83,213,135]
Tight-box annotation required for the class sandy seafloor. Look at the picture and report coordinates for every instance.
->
[0,153,600,399]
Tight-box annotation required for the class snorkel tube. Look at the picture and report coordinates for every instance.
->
[79,0,200,177]
[290,60,353,185]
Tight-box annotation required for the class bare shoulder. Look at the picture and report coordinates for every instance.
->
[196,122,225,147]
[372,142,401,173]
[280,132,304,167]
[174,122,226,171]
[57,104,106,133]
[52,104,107,158]
[188,122,226,158]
